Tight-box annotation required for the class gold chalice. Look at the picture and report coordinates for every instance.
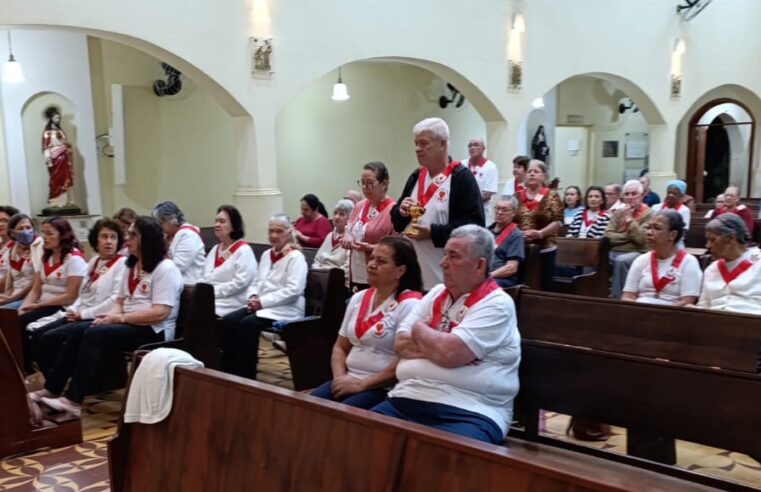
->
[404,205,426,237]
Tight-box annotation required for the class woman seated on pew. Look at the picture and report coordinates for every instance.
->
[565,186,609,239]
[220,214,308,380]
[38,216,183,417]
[199,205,257,317]
[488,197,524,287]
[311,199,354,274]
[27,219,126,402]
[621,211,702,306]
[0,205,20,287]
[697,214,761,314]
[311,236,422,408]
[0,213,43,309]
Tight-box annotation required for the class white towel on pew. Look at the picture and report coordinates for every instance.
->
[124,348,203,424]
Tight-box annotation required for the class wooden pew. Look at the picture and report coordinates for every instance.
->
[519,243,542,290]
[514,289,761,490]
[551,237,610,297]
[108,365,715,492]
[0,311,82,459]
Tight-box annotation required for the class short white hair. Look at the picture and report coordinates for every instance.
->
[623,179,644,195]
[269,214,292,229]
[333,199,355,214]
[413,117,449,141]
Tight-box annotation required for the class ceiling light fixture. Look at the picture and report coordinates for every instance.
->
[2,31,25,84]
[331,66,349,102]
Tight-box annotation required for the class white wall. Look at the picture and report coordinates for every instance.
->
[276,61,485,219]
[0,30,100,215]
[554,127,589,191]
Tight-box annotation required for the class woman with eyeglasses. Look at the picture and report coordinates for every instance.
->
[343,162,397,292]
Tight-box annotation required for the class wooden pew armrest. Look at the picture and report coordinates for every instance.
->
[137,339,185,352]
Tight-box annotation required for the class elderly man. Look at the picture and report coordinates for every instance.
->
[705,194,725,218]
[372,225,521,444]
[639,175,661,207]
[342,189,362,204]
[605,179,653,298]
[604,183,625,212]
[391,117,485,290]
[500,155,529,198]
[152,201,205,284]
[464,138,499,222]
[652,179,690,231]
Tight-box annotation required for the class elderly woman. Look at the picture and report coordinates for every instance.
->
[28,219,126,401]
[566,186,609,239]
[39,216,183,416]
[113,207,137,256]
[0,205,20,286]
[562,186,584,226]
[0,213,41,309]
[622,211,702,306]
[294,194,331,248]
[344,162,397,291]
[311,236,422,408]
[514,160,564,290]
[200,205,258,317]
[312,199,354,273]
[697,214,761,314]
[705,194,725,218]
[488,197,524,287]
[652,179,691,232]
[152,201,205,284]
[19,218,87,370]
[709,186,754,235]
[220,214,308,379]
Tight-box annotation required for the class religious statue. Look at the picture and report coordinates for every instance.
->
[41,106,80,215]
[531,125,551,166]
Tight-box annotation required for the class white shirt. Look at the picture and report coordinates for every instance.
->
[39,251,88,304]
[390,283,521,435]
[623,251,702,305]
[200,241,258,317]
[312,231,348,273]
[608,200,625,212]
[70,256,127,319]
[464,158,498,222]
[4,242,39,298]
[248,247,308,321]
[0,240,13,278]
[410,170,453,290]
[168,224,206,284]
[697,249,761,315]
[338,289,419,380]
[120,259,184,340]
[651,202,691,230]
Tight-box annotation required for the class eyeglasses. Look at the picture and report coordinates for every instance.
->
[356,180,378,189]
[126,230,137,239]
[494,207,514,214]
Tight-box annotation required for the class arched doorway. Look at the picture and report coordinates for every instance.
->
[686,99,755,202]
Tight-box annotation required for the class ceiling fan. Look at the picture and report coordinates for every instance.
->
[676,0,714,21]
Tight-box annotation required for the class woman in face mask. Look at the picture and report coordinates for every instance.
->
[0,214,43,309]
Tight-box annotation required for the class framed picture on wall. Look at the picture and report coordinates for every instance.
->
[602,140,619,158]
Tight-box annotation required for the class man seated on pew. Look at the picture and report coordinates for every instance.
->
[605,179,653,298]
[372,224,521,444]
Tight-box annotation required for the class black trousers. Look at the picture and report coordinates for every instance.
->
[19,306,64,373]
[39,319,93,395]
[220,307,273,379]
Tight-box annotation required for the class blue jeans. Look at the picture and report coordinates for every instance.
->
[0,300,22,309]
[310,380,388,409]
[372,397,504,444]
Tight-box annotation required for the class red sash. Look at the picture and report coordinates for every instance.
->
[665,202,682,211]
[650,250,686,293]
[620,204,648,232]
[428,278,500,332]
[416,161,460,207]
[468,158,487,176]
[214,240,246,268]
[10,256,27,272]
[582,210,599,227]
[359,197,394,224]
[330,233,343,249]
[179,224,202,238]
[354,288,422,339]
[43,250,84,278]
[127,266,143,296]
[518,187,549,212]
[717,258,753,285]
[270,246,292,265]
[494,223,517,246]
[88,256,122,284]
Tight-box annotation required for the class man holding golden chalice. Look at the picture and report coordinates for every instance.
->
[391,117,485,290]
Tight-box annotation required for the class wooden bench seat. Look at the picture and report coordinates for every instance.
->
[108,365,716,491]
[552,237,610,297]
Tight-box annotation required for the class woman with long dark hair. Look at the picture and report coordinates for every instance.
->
[566,186,610,239]
[311,236,422,408]
[38,216,183,417]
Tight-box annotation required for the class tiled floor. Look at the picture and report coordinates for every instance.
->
[2,339,760,490]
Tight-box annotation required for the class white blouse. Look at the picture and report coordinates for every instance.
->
[697,249,761,315]
[623,250,702,305]
[119,259,184,340]
[248,247,308,321]
[70,255,127,319]
[39,251,88,304]
[168,224,206,284]
[200,241,258,316]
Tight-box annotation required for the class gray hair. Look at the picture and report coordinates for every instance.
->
[450,224,494,275]
[528,159,548,175]
[706,213,750,245]
[152,201,185,226]
[606,183,622,194]
[623,179,644,195]
[413,117,449,141]
[497,196,518,210]
[724,186,740,196]
[654,210,685,244]
[333,199,355,215]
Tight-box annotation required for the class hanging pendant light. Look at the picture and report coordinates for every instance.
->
[331,66,349,101]
[2,31,25,84]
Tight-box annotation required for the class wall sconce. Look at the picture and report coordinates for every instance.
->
[670,38,685,99]
[331,66,349,102]
[2,31,25,84]
[507,14,525,91]
[250,36,273,79]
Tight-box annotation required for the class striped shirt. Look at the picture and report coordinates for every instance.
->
[566,209,610,239]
